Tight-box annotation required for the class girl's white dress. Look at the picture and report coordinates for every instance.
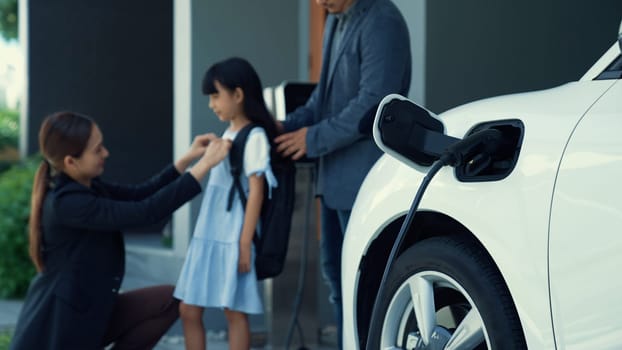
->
[174,126,277,314]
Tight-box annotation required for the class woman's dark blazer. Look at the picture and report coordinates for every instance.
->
[10,165,201,350]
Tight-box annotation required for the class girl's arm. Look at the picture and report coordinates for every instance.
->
[238,174,265,273]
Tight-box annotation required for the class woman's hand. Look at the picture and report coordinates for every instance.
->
[189,133,218,159]
[198,137,230,168]
[238,241,252,274]
[175,133,219,173]
[189,137,231,181]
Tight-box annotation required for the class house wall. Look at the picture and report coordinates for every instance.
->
[26,0,173,185]
[424,0,622,113]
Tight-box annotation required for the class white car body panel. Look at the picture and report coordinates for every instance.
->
[342,47,620,349]
[549,80,622,349]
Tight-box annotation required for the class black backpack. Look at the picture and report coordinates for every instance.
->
[226,123,296,280]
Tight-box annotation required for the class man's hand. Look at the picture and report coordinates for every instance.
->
[275,127,308,160]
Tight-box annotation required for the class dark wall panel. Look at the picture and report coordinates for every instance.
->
[426,0,622,113]
[28,0,172,184]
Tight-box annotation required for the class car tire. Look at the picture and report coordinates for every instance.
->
[366,235,526,349]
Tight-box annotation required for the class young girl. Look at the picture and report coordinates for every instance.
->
[174,57,279,350]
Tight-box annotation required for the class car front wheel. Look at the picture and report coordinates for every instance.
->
[367,235,526,350]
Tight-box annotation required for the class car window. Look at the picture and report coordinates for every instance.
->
[596,54,622,80]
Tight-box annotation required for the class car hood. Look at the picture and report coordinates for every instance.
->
[437,80,617,145]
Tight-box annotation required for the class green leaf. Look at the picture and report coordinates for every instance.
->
[0,0,18,41]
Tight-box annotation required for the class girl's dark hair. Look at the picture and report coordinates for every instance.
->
[30,111,94,272]
[202,57,278,142]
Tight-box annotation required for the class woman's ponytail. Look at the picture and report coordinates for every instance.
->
[28,160,49,272]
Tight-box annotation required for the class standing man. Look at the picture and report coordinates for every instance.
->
[275,0,411,347]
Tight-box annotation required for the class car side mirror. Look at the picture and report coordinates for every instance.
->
[373,94,459,167]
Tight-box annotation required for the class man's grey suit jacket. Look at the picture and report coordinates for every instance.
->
[283,0,411,210]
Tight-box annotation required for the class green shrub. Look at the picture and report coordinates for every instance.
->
[0,329,11,350]
[0,157,38,298]
[0,108,19,150]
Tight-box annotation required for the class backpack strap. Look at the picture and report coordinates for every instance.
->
[227,123,264,247]
[226,123,256,211]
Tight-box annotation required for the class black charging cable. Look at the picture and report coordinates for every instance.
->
[285,164,315,350]
[365,128,502,350]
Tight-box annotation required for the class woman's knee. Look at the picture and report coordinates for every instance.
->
[157,284,175,295]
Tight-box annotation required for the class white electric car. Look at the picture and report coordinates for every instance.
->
[342,25,622,349]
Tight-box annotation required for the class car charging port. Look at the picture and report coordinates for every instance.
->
[455,120,524,181]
